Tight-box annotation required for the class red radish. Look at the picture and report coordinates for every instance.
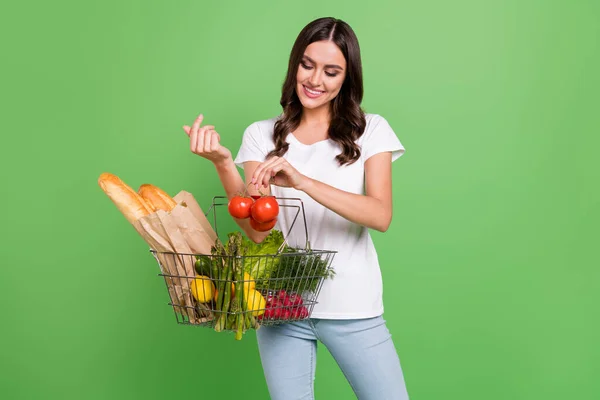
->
[265,292,276,304]
[263,308,275,320]
[277,290,288,300]
[281,309,291,320]
[290,307,301,319]
[282,297,293,308]
[268,299,281,309]
[299,307,309,319]
[271,307,282,320]
[288,293,303,306]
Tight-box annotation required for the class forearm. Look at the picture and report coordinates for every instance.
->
[213,157,246,200]
[299,178,392,232]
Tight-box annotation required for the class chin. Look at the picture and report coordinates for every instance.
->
[299,99,324,110]
[296,89,328,110]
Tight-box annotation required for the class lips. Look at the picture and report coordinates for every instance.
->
[302,85,326,99]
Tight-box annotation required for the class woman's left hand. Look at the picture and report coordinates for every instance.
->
[252,156,308,190]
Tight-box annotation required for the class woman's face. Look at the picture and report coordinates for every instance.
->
[296,40,347,112]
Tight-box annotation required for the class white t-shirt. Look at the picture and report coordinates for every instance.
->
[234,113,405,319]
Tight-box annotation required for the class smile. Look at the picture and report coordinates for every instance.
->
[302,85,326,98]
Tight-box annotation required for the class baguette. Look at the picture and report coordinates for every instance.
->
[98,173,154,223]
[138,184,177,212]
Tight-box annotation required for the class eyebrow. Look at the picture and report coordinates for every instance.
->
[302,55,344,70]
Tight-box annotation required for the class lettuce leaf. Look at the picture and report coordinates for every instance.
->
[227,230,285,286]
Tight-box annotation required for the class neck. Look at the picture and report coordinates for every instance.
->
[301,105,331,126]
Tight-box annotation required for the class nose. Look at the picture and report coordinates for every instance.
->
[308,70,322,87]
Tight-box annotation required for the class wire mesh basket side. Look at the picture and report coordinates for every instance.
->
[151,195,337,333]
[152,250,335,330]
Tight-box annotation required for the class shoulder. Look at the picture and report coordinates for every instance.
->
[359,113,405,161]
[244,116,280,138]
[364,113,391,131]
[359,113,394,142]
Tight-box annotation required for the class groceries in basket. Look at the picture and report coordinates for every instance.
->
[98,172,336,340]
[227,193,280,232]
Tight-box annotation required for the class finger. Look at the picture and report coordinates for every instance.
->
[210,131,221,152]
[252,156,278,185]
[254,159,276,188]
[183,125,191,136]
[263,162,286,187]
[190,130,198,153]
[252,163,266,186]
[191,114,204,137]
[257,167,270,189]
[196,128,206,154]
[268,160,292,187]
[204,129,214,152]
[198,125,214,153]
[258,158,285,188]
[262,167,274,187]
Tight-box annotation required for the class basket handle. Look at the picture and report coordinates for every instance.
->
[205,196,311,252]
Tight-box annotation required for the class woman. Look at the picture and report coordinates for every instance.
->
[183,17,409,400]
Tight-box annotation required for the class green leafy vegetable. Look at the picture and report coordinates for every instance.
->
[201,230,335,294]
[236,230,285,287]
[267,247,336,293]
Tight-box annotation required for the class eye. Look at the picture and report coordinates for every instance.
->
[300,62,313,70]
[325,71,338,78]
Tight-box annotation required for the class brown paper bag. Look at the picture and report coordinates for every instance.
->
[131,191,220,325]
[134,212,201,324]
[173,191,218,244]
[169,204,214,255]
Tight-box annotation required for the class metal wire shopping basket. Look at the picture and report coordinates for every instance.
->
[150,196,336,338]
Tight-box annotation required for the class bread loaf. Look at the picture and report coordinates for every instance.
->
[98,173,153,223]
[138,184,177,212]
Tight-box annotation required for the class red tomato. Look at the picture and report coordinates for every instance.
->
[251,196,280,223]
[249,217,277,232]
[228,196,253,219]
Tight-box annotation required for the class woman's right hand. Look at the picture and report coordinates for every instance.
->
[183,114,231,165]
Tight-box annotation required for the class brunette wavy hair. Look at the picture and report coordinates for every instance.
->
[266,17,366,166]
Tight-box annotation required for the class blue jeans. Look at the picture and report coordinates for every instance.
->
[256,316,410,399]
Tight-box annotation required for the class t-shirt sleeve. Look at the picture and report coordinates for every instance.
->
[233,122,267,169]
[361,115,405,162]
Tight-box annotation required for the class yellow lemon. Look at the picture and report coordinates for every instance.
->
[244,289,266,317]
[243,272,256,290]
[236,272,256,298]
[190,275,215,303]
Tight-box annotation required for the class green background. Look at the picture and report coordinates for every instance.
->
[2,0,598,399]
